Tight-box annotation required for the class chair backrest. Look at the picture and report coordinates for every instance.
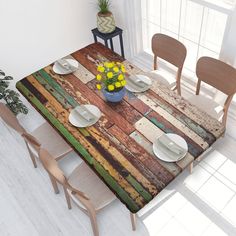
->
[196,57,236,96]
[196,57,236,126]
[0,102,41,151]
[39,148,67,185]
[152,33,187,69]
[39,148,88,199]
[0,102,26,134]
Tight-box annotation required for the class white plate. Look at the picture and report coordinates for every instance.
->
[53,59,79,75]
[152,133,188,162]
[69,105,101,128]
[126,74,152,93]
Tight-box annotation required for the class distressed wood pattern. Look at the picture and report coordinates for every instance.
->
[150,82,225,138]
[16,43,225,213]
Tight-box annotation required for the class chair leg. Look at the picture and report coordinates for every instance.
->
[63,186,72,209]
[177,84,181,96]
[25,141,37,168]
[49,174,59,194]
[189,162,193,174]
[130,212,136,231]
[88,209,99,236]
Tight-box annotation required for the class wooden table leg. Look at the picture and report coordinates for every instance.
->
[130,212,136,231]
[189,162,193,174]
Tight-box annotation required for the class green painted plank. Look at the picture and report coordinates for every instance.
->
[37,69,78,107]
[33,73,72,109]
[94,161,141,213]
[127,175,153,202]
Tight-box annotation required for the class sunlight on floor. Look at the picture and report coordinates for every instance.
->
[140,150,236,235]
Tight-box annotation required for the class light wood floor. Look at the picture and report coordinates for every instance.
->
[1,95,236,236]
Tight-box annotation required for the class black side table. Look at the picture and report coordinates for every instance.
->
[91,27,125,58]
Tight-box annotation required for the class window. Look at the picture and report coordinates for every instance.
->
[141,0,235,75]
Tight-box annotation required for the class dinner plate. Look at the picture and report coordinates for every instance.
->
[53,59,79,75]
[126,74,152,93]
[153,133,188,162]
[69,105,101,128]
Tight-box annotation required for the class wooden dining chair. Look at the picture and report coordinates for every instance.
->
[39,148,117,236]
[188,57,236,127]
[149,33,187,95]
[0,102,73,167]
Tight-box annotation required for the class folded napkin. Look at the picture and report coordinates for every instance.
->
[75,106,95,122]
[57,59,78,71]
[158,134,185,155]
[129,75,149,88]
[154,134,186,161]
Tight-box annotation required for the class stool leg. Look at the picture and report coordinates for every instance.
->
[110,39,114,51]
[104,39,108,48]
[119,34,125,58]
[93,34,97,43]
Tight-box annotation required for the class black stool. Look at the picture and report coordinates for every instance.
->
[91,27,125,58]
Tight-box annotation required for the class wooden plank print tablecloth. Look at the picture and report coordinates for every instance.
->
[16,43,225,213]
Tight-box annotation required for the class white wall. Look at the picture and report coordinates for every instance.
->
[0,0,98,81]
[0,0,127,82]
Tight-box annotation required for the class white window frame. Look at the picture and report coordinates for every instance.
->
[124,0,236,118]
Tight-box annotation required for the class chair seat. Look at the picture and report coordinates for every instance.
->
[148,69,176,88]
[30,122,73,159]
[58,153,83,178]
[68,162,116,211]
[188,95,224,121]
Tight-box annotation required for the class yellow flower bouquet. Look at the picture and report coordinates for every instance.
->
[96,61,127,102]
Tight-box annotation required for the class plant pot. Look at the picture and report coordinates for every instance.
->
[97,12,116,34]
[102,87,126,102]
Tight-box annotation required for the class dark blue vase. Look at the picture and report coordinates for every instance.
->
[102,87,126,102]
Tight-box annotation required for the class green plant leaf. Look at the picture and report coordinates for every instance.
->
[0,70,28,116]
[97,0,110,13]
[0,70,5,76]
[3,76,13,80]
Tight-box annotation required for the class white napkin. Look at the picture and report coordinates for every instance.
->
[75,106,95,122]
[158,134,185,155]
[57,59,78,71]
[129,75,149,88]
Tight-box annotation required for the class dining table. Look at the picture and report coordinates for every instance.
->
[16,42,225,214]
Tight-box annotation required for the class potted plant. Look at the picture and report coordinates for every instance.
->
[0,69,28,116]
[97,0,116,34]
[96,61,126,102]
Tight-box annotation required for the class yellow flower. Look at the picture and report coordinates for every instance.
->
[96,74,102,81]
[105,62,114,68]
[97,66,105,73]
[107,72,113,79]
[121,80,126,86]
[96,84,102,90]
[113,67,119,73]
[115,82,121,88]
[121,66,126,73]
[108,84,115,91]
[118,74,124,81]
